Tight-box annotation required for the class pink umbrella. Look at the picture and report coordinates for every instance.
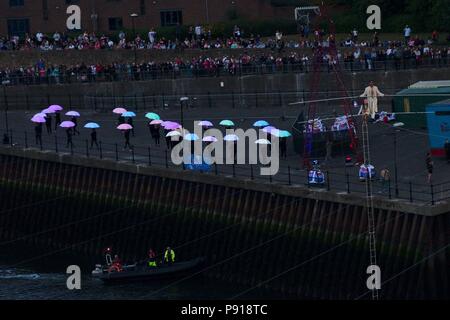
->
[113,107,127,114]
[203,136,218,142]
[48,105,63,112]
[198,120,213,127]
[117,124,133,130]
[150,120,164,125]
[31,116,46,123]
[66,111,80,117]
[162,121,182,130]
[60,121,75,128]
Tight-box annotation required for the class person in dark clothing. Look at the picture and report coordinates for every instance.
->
[35,124,43,145]
[2,133,9,145]
[54,111,61,131]
[153,125,161,146]
[45,115,52,135]
[445,139,450,163]
[280,137,287,159]
[127,118,135,137]
[90,129,99,149]
[426,152,433,184]
[118,115,125,126]
[66,128,73,148]
[71,117,80,135]
[123,129,132,150]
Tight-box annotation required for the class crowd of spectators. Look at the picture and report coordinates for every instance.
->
[1,26,450,86]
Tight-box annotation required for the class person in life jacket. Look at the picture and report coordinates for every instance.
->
[108,254,123,273]
[148,248,157,267]
[164,247,175,265]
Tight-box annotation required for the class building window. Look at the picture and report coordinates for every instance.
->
[140,0,146,15]
[160,10,182,27]
[9,0,24,6]
[7,19,30,37]
[108,17,123,31]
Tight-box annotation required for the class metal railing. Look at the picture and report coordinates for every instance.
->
[2,127,449,205]
[1,56,449,87]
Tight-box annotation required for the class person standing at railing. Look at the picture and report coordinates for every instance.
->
[45,114,52,135]
[66,128,73,148]
[71,116,80,135]
[90,129,99,149]
[54,111,61,131]
[35,124,43,146]
[123,129,132,150]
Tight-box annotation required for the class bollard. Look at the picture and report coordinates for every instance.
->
[115,143,119,161]
[9,130,13,146]
[131,147,135,163]
[346,173,350,193]
[214,163,218,175]
[288,166,291,185]
[99,141,103,159]
[232,163,235,177]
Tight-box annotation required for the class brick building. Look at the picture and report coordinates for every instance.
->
[0,0,296,36]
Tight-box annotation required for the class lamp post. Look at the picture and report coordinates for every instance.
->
[2,85,9,137]
[130,13,138,65]
[393,122,404,197]
[180,97,189,129]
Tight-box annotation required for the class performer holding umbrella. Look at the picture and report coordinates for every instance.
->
[84,122,100,149]
[117,124,133,150]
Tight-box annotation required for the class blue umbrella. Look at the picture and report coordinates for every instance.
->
[184,133,200,141]
[220,120,235,127]
[253,120,269,127]
[274,130,292,138]
[84,122,100,129]
[121,111,136,117]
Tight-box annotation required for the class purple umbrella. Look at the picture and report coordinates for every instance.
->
[202,136,218,142]
[31,116,46,123]
[150,120,164,125]
[41,108,55,114]
[65,111,81,117]
[162,121,182,130]
[262,126,277,134]
[60,121,75,128]
[34,112,47,118]
[117,124,133,130]
[197,120,213,127]
[48,105,63,112]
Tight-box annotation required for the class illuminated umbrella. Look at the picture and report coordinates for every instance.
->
[145,112,161,120]
[162,121,182,130]
[113,107,127,114]
[150,120,164,125]
[84,122,100,129]
[184,133,199,141]
[48,104,63,112]
[255,139,271,145]
[203,136,218,142]
[253,120,269,127]
[60,121,75,128]
[117,124,133,130]
[34,112,47,118]
[42,108,54,114]
[262,126,277,134]
[274,130,292,138]
[66,111,80,117]
[197,120,213,127]
[31,116,46,123]
[220,120,235,127]
[224,134,239,141]
[166,131,181,137]
[121,111,136,118]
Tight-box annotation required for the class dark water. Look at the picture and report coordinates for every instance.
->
[0,242,289,300]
